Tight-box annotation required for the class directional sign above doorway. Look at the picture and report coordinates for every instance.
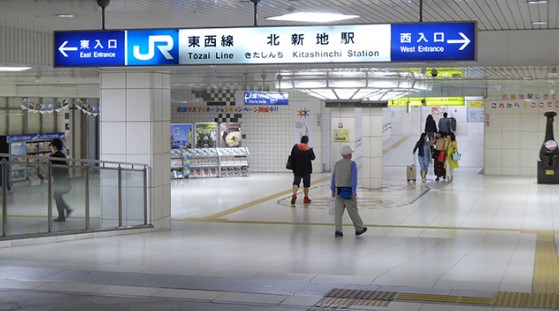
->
[391,22,476,61]
[54,31,125,67]
[53,22,476,67]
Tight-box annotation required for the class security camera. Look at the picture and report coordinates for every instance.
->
[431,69,438,78]
[97,0,110,8]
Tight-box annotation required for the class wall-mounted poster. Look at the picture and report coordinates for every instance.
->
[170,123,193,149]
[219,123,242,147]
[195,122,218,148]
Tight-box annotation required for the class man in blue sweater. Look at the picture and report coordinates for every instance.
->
[330,146,367,237]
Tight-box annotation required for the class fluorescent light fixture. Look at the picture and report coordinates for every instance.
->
[267,12,359,23]
[532,21,547,25]
[56,14,75,18]
[528,0,547,4]
[0,66,31,72]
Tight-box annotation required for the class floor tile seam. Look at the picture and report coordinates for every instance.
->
[1,284,304,307]
[11,277,558,308]
[0,273,499,299]
[181,218,554,235]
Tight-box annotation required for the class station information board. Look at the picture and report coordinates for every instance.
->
[54,22,475,67]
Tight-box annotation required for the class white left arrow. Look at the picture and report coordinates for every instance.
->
[447,32,471,50]
[58,41,78,57]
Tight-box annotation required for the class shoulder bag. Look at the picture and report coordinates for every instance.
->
[286,155,294,170]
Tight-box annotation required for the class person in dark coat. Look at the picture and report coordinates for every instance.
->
[50,138,73,222]
[438,112,452,137]
[290,135,316,205]
[424,114,437,141]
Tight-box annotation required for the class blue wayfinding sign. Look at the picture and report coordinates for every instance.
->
[54,31,125,67]
[244,91,288,105]
[390,22,476,62]
[53,22,476,67]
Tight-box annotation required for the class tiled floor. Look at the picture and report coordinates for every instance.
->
[1,133,559,310]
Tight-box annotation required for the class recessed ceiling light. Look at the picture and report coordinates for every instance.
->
[56,14,75,18]
[0,66,31,72]
[532,21,547,25]
[267,12,359,23]
[528,0,548,4]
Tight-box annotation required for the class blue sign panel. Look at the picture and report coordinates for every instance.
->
[390,22,476,62]
[7,132,65,143]
[54,31,125,67]
[126,29,179,66]
[244,91,288,105]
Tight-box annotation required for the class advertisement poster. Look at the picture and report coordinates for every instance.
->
[195,122,218,148]
[219,123,242,147]
[333,129,350,142]
[170,123,193,149]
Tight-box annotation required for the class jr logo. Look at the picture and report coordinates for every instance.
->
[133,35,174,61]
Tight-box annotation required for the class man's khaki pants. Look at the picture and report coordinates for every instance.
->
[334,196,364,233]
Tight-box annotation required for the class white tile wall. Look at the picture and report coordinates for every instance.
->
[484,86,558,176]
[171,91,323,173]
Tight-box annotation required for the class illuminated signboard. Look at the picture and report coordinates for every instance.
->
[54,22,475,67]
[389,97,465,106]
[244,91,288,105]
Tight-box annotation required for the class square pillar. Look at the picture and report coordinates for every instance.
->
[99,71,171,230]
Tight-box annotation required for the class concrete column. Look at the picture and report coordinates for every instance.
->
[330,107,383,189]
[99,70,171,230]
[361,108,383,189]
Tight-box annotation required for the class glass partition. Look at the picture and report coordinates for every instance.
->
[0,154,150,239]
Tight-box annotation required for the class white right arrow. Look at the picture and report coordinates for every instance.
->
[447,32,471,50]
[58,41,78,57]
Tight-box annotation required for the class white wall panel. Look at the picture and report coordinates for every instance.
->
[0,27,52,65]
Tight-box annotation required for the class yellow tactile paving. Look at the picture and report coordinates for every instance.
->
[533,233,559,294]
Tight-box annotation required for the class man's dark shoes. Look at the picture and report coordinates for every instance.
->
[335,231,343,237]
[66,208,73,218]
[53,218,66,222]
[356,227,367,236]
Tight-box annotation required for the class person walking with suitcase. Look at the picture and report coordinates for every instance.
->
[413,133,432,182]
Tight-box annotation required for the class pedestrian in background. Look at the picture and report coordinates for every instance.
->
[330,146,367,237]
[413,132,432,182]
[438,112,452,137]
[290,135,315,205]
[445,132,460,182]
[424,114,437,141]
[431,131,446,181]
[50,138,73,222]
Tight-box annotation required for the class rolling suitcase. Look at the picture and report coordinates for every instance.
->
[407,157,416,182]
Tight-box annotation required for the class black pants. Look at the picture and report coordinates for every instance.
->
[54,191,70,218]
[293,174,311,188]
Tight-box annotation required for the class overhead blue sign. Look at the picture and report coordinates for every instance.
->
[244,91,288,105]
[7,132,65,143]
[54,31,125,67]
[53,22,476,67]
[390,22,476,62]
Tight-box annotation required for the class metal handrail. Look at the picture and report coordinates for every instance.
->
[0,153,152,239]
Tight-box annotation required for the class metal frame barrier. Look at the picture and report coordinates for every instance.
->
[0,153,152,239]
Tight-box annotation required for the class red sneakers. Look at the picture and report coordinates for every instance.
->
[290,195,297,205]
[303,197,311,204]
